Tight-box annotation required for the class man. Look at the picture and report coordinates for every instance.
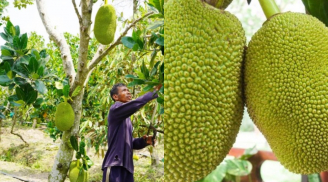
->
[102,83,161,182]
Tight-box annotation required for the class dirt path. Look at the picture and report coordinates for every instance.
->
[0,125,164,182]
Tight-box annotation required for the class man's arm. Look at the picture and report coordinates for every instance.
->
[110,91,158,122]
[132,137,148,150]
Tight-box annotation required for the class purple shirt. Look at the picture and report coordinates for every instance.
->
[102,91,158,173]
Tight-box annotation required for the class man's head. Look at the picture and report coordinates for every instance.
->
[110,83,132,103]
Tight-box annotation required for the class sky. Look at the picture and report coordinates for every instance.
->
[0,0,136,45]
[0,0,306,45]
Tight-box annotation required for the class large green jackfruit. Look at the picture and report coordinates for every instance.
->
[245,12,328,174]
[165,0,246,181]
[55,102,75,131]
[94,4,117,45]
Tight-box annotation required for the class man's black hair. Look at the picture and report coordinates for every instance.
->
[110,83,126,101]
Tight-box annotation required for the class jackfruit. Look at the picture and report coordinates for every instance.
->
[165,0,246,181]
[55,102,75,131]
[94,3,117,45]
[245,12,328,174]
[69,167,89,182]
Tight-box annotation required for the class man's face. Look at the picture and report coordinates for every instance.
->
[113,86,132,103]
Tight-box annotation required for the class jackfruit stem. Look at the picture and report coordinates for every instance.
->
[259,0,280,19]
[105,0,108,5]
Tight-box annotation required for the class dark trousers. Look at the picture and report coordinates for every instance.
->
[102,166,134,182]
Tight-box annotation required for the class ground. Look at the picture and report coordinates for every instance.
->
[0,123,164,182]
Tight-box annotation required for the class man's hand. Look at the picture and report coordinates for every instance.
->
[154,84,162,91]
[143,135,156,146]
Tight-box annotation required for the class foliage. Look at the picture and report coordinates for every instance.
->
[121,0,165,144]
[0,20,55,114]
[301,0,328,26]
[197,147,257,182]
[13,0,34,10]
[70,135,94,171]
[0,0,9,26]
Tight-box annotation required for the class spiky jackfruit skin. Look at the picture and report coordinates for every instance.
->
[55,102,75,131]
[165,0,245,181]
[245,12,328,174]
[94,4,117,45]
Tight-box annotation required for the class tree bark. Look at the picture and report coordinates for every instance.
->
[32,118,37,129]
[35,0,151,181]
[35,0,90,181]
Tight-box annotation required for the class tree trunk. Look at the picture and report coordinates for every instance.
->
[0,118,2,142]
[150,147,159,166]
[48,88,85,182]
[32,118,37,129]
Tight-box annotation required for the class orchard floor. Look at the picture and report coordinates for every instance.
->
[0,124,164,182]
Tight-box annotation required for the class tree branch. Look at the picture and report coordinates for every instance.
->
[70,0,93,94]
[72,0,82,23]
[87,12,154,71]
[35,0,76,85]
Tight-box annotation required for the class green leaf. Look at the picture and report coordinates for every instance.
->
[15,86,25,101]
[240,146,258,160]
[26,90,38,105]
[28,56,39,73]
[132,29,142,41]
[159,85,164,94]
[0,112,5,119]
[19,33,28,49]
[55,81,64,89]
[143,85,153,92]
[70,136,79,152]
[14,77,27,85]
[148,0,164,14]
[30,49,40,60]
[197,162,227,182]
[14,25,20,36]
[148,13,164,19]
[141,61,149,80]
[37,66,44,77]
[226,159,252,176]
[302,0,328,26]
[147,20,164,30]
[156,96,164,104]
[308,173,322,182]
[4,61,11,73]
[76,152,81,159]
[125,74,138,79]
[80,141,86,156]
[1,48,12,56]
[63,84,70,98]
[0,75,12,86]
[159,107,164,115]
[127,79,145,87]
[35,80,48,94]
[72,86,81,97]
[6,70,13,80]
[136,39,144,50]
[5,20,14,36]
[14,100,25,106]
[13,36,20,49]
[121,36,136,49]
[13,63,30,78]
[0,32,8,41]
[155,36,164,46]
[32,98,43,108]
[132,43,139,51]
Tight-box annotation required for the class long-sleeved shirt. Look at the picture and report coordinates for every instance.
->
[101,91,158,173]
